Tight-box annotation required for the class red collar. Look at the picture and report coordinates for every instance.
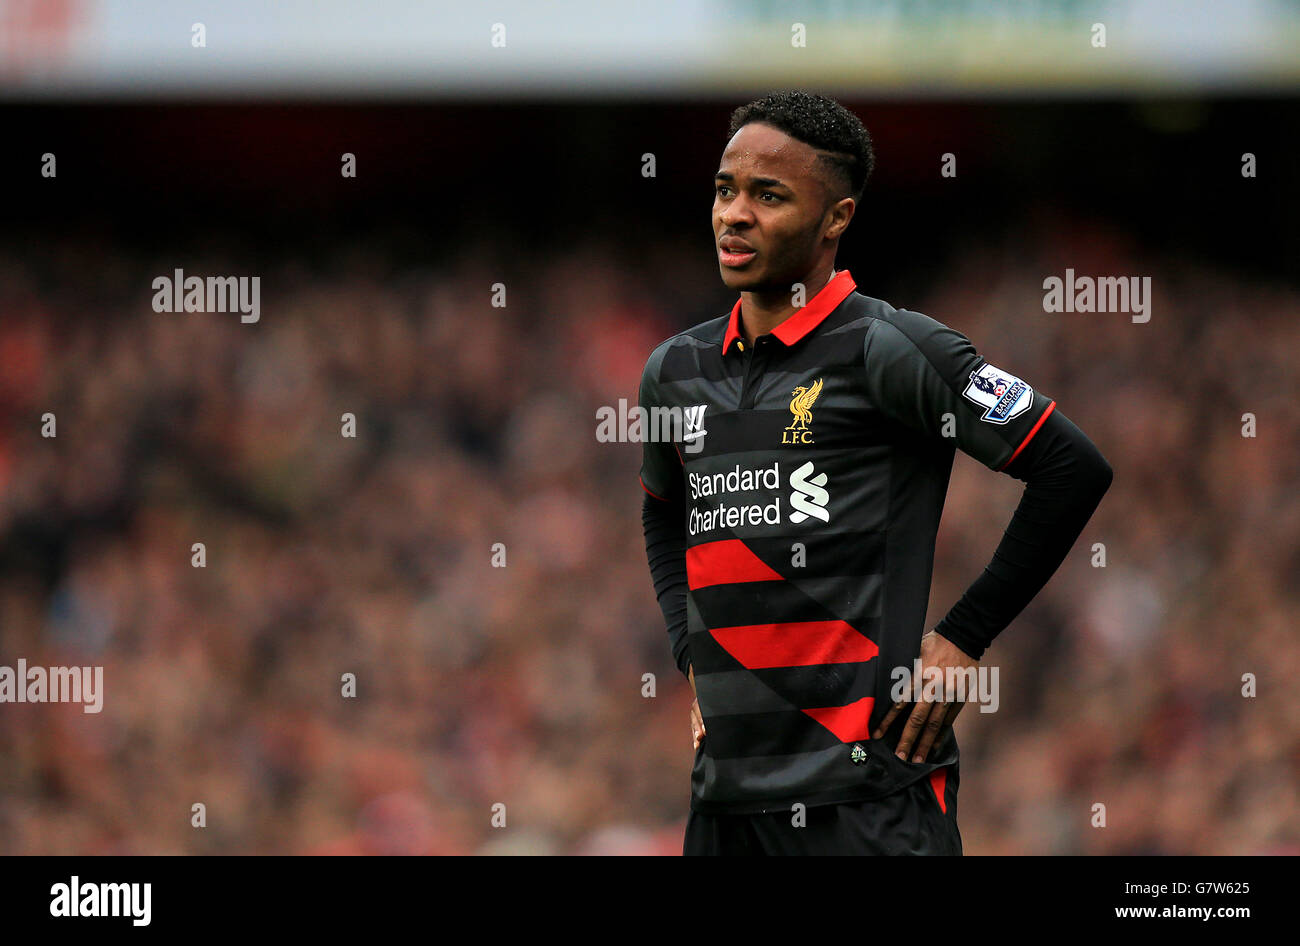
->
[722,269,856,354]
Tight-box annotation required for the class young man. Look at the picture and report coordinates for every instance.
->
[639,90,1113,855]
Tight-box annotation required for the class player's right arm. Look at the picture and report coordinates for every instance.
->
[638,340,704,747]
[638,340,692,676]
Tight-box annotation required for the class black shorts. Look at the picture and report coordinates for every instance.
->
[683,763,961,856]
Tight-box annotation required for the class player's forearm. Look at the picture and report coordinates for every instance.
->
[935,409,1113,660]
[642,491,691,677]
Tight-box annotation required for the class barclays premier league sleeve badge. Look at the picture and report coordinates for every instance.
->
[962,362,1033,424]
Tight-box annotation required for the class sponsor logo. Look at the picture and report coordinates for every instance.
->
[788,460,830,523]
[688,461,781,536]
[850,743,868,765]
[683,458,831,535]
[962,362,1032,424]
[782,377,823,444]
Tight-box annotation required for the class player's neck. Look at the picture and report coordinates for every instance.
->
[739,266,837,346]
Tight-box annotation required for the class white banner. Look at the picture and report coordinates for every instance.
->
[1,0,1296,98]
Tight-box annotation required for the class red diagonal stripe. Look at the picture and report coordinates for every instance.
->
[802,696,876,744]
[710,620,879,669]
[686,539,784,591]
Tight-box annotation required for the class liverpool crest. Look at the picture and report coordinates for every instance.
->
[783,377,823,444]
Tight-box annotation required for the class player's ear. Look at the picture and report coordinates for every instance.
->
[824,196,855,241]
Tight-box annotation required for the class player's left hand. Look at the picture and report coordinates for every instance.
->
[872,630,978,763]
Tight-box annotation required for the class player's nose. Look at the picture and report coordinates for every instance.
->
[719,195,755,227]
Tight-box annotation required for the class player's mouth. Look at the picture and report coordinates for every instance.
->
[719,240,757,267]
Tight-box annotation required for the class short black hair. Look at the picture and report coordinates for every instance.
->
[726,90,875,206]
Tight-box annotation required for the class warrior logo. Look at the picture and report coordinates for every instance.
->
[682,404,708,443]
[783,377,823,444]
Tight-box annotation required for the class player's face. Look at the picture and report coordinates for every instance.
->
[713,122,835,292]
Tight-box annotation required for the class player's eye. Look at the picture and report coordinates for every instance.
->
[761,192,780,202]
[715,185,731,197]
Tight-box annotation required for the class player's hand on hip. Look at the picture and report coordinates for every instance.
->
[872,629,977,763]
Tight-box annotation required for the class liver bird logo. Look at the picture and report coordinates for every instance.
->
[783,378,823,444]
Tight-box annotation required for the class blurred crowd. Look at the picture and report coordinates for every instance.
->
[0,214,1296,854]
